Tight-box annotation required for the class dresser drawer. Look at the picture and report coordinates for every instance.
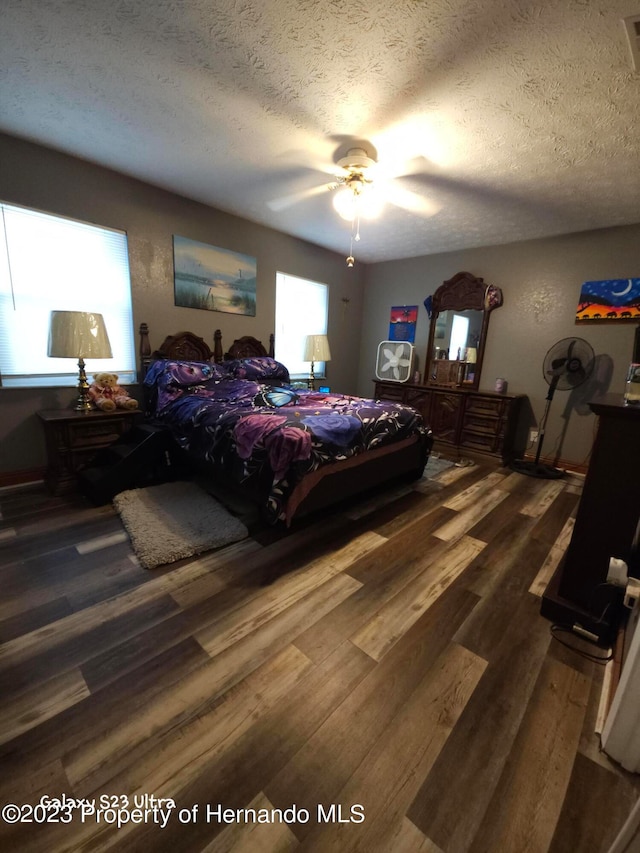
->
[464,396,506,417]
[460,427,505,454]
[464,410,500,428]
[431,392,464,443]
[404,388,432,421]
[374,382,405,402]
[67,419,128,448]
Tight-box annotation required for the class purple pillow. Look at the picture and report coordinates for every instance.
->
[145,359,230,387]
[144,358,231,413]
[225,357,290,383]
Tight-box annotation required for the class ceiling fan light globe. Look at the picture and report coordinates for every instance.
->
[333,188,356,221]
[360,187,384,219]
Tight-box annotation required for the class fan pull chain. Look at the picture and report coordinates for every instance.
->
[346,217,357,267]
[346,209,362,267]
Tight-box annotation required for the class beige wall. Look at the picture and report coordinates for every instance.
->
[358,229,640,466]
[2,132,638,477]
[0,133,365,477]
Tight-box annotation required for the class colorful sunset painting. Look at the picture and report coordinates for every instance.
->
[576,278,640,322]
[389,305,418,342]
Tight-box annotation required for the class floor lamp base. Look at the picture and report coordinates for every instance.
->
[510,459,565,479]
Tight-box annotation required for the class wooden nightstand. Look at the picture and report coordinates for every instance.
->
[37,408,142,495]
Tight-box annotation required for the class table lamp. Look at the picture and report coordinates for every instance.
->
[304,334,331,389]
[464,347,477,381]
[48,311,113,411]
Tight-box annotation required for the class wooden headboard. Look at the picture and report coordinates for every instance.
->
[139,324,275,376]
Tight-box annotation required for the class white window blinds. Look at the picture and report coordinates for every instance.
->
[0,202,135,388]
[275,272,329,377]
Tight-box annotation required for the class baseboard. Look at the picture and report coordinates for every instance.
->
[0,467,45,489]
[521,451,589,476]
[596,625,626,735]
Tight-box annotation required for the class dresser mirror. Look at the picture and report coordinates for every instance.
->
[425,271,503,391]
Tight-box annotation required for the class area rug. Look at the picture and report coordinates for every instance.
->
[114,480,248,570]
[423,454,456,479]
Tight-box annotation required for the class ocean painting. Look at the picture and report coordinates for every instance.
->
[576,278,640,322]
[173,235,256,316]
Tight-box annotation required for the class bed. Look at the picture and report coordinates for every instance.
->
[139,325,433,525]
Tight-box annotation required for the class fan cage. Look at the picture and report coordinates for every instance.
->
[375,341,414,383]
[542,337,595,391]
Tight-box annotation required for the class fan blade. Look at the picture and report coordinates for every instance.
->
[274,143,340,178]
[266,183,328,212]
[566,340,576,359]
[383,183,441,217]
[550,356,567,370]
[546,367,564,381]
[408,169,554,222]
[369,155,430,183]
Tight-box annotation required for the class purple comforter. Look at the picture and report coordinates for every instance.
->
[144,357,429,521]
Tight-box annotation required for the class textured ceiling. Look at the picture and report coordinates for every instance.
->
[1,0,640,263]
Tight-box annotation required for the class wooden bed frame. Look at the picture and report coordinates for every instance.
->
[138,324,431,524]
[139,323,274,375]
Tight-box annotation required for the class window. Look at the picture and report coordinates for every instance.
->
[450,314,469,361]
[0,202,135,388]
[275,272,329,378]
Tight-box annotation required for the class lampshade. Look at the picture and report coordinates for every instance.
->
[48,311,113,411]
[304,334,331,362]
[466,347,477,364]
[48,311,113,359]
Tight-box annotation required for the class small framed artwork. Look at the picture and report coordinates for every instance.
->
[173,235,257,315]
[576,278,640,322]
[389,305,418,342]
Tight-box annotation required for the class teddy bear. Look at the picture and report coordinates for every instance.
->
[88,372,138,412]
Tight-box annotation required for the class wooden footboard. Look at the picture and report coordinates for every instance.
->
[177,431,432,527]
[282,433,433,525]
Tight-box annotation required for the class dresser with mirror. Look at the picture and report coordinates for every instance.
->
[374,271,526,464]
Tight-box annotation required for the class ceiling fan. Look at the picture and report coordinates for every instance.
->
[266,140,441,265]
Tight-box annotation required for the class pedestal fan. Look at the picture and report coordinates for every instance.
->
[511,337,595,479]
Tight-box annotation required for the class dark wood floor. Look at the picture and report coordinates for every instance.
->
[0,460,637,852]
